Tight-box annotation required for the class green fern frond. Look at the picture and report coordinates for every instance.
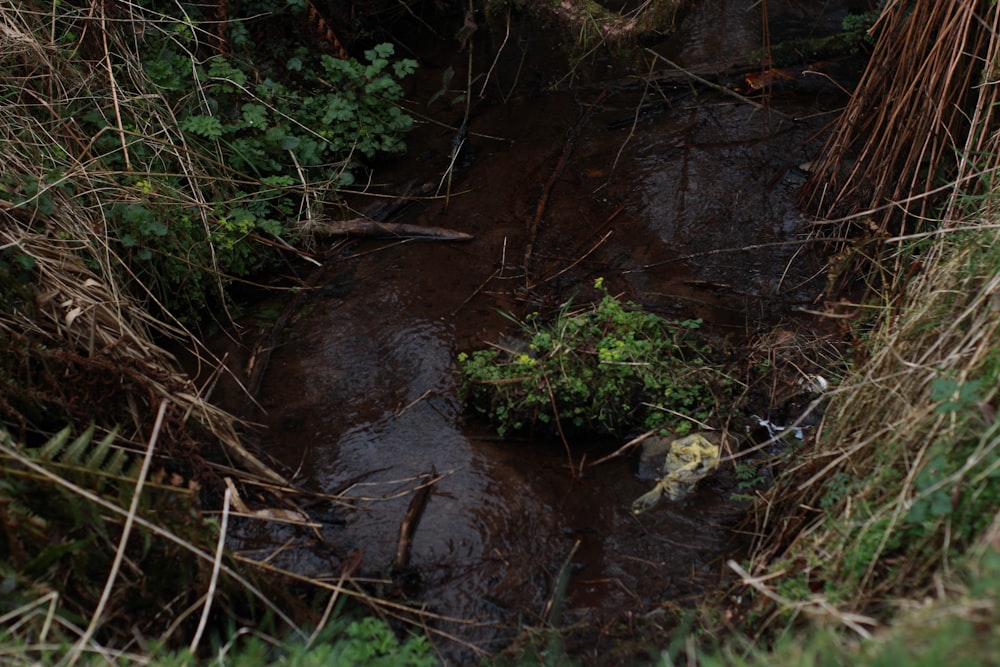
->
[0,479,50,533]
[63,423,93,467]
[32,423,134,491]
[36,424,72,461]
[84,426,129,477]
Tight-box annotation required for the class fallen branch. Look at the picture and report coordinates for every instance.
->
[644,49,785,117]
[310,218,473,241]
[394,467,438,570]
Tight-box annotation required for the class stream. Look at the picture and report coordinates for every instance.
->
[209,0,861,662]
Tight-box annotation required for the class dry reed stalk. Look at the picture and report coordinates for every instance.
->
[740,5,1000,625]
[805,1,1000,241]
[742,208,1000,631]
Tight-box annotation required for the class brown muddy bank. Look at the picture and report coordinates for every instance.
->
[204,1,862,662]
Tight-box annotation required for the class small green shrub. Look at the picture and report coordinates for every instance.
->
[458,279,734,438]
[159,44,416,185]
[5,0,419,322]
[207,616,435,667]
[114,34,417,319]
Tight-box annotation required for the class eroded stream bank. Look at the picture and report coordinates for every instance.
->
[208,1,863,662]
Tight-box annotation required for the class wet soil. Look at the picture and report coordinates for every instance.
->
[206,1,861,663]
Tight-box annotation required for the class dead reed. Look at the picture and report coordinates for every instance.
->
[734,0,1000,643]
[804,1,1000,240]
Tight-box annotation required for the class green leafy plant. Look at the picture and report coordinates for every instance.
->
[458,279,734,438]
[200,615,435,667]
[41,0,419,321]
[163,44,416,184]
[929,376,984,414]
[731,460,769,501]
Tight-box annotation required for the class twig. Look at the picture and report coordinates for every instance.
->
[452,237,509,316]
[479,5,511,100]
[589,428,659,466]
[395,389,433,418]
[306,550,362,650]
[641,403,715,431]
[543,374,577,479]
[190,481,231,652]
[523,89,607,278]
[310,218,473,241]
[643,49,783,117]
[542,539,580,626]
[67,401,167,666]
[100,2,130,171]
[531,229,614,289]
[394,467,437,569]
[609,55,658,178]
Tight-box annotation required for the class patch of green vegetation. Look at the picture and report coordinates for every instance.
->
[753,3,882,67]
[0,596,435,667]
[0,422,437,667]
[458,279,735,438]
[201,616,435,667]
[901,371,1000,548]
[688,546,1000,667]
[0,424,221,643]
[0,1,417,322]
[731,460,768,501]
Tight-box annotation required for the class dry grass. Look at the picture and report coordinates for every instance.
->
[740,214,1000,624]
[804,1,1000,241]
[731,0,1000,644]
[0,5,470,662]
[0,1,285,483]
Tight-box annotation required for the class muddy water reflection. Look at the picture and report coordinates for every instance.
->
[251,252,747,656]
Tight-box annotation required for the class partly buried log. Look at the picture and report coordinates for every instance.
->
[310,217,473,241]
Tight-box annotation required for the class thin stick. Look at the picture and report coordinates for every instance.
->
[543,374,577,479]
[523,90,607,277]
[479,5,511,100]
[306,550,362,649]
[190,482,232,652]
[394,467,436,569]
[609,55,657,178]
[644,50,777,115]
[590,428,659,466]
[66,401,167,666]
[531,229,614,289]
[101,2,131,171]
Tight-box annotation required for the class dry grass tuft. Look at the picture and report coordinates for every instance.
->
[741,215,1000,627]
[0,2,283,484]
[733,2,1000,640]
[804,2,1000,243]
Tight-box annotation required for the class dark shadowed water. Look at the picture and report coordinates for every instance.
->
[211,0,861,662]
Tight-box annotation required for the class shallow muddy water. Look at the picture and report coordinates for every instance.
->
[217,1,860,662]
